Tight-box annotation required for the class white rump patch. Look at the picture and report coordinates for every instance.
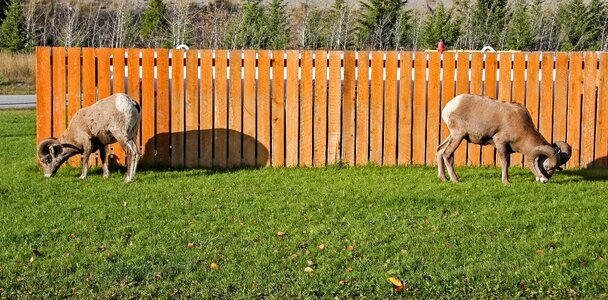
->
[441,95,464,123]
[114,93,138,129]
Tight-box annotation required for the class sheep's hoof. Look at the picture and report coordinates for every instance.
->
[79,175,87,180]
[438,175,447,182]
[536,177,548,184]
[123,177,133,183]
[502,180,511,185]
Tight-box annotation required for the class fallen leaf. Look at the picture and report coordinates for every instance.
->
[304,267,314,273]
[316,243,326,250]
[69,233,77,239]
[29,256,34,263]
[388,277,406,293]
[346,245,354,251]
[98,245,106,252]
[290,252,299,258]
[154,272,162,280]
[0,287,4,294]
[277,231,286,239]
[187,242,195,249]
[535,249,545,255]
[210,262,219,270]
[346,267,353,272]
[339,280,347,285]
[307,260,315,267]
[123,201,127,208]
[368,204,374,208]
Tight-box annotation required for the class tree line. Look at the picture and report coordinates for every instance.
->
[0,0,607,52]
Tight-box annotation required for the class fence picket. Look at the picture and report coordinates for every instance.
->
[36,47,52,145]
[356,52,370,165]
[185,50,199,168]
[384,52,398,165]
[342,51,356,165]
[300,51,314,167]
[111,48,127,166]
[97,48,112,99]
[581,52,598,167]
[596,53,608,167]
[243,50,257,167]
[567,53,583,168]
[426,52,441,166]
[286,50,300,167]
[511,53,525,167]
[553,53,569,144]
[52,47,66,138]
[468,52,483,166]
[66,48,81,166]
[257,51,271,167]
[328,51,342,165]
[156,49,170,168]
[199,50,213,168]
[440,52,455,144]
[455,52,469,166]
[540,53,554,140]
[272,50,286,167]
[215,50,228,168]
[483,52,498,166]
[141,49,156,166]
[228,50,242,168]
[313,51,327,166]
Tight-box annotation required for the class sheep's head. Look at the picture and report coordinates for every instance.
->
[528,141,572,183]
[37,138,82,177]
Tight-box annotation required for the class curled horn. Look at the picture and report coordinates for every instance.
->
[528,145,559,179]
[37,138,58,158]
[553,141,572,166]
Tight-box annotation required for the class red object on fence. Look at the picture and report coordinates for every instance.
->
[437,40,445,54]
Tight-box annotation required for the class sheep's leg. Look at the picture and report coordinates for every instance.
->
[80,146,92,180]
[496,144,510,185]
[437,137,451,181]
[100,145,110,178]
[442,134,464,183]
[124,140,139,182]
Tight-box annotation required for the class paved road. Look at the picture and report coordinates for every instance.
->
[0,95,36,109]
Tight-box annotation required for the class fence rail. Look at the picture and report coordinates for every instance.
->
[36,47,608,169]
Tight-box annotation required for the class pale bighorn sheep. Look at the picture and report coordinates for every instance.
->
[437,94,571,184]
[37,93,141,182]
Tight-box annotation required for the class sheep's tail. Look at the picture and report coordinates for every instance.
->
[437,137,451,152]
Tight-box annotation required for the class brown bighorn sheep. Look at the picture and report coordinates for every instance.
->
[37,93,141,182]
[437,94,571,184]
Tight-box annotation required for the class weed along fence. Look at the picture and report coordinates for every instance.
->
[36,47,608,169]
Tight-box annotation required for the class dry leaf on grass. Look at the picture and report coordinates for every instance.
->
[277,231,286,239]
[210,262,219,270]
[345,245,354,251]
[388,277,406,293]
[304,267,314,273]
[316,243,326,250]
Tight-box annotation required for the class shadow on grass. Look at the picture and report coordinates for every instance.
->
[561,156,608,181]
[131,129,270,174]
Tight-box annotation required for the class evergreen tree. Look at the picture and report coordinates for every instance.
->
[139,0,169,48]
[357,0,408,50]
[419,3,459,49]
[266,0,290,49]
[471,0,508,48]
[0,0,7,24]
[301,7,324,49]
[452,0,475,49]
[557,0,594,51]
[226,0,267,49]
[504,0,534,50]
[0,0,26,52]
[585,0,607,50]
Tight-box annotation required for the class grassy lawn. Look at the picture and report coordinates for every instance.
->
[1,110,608,299]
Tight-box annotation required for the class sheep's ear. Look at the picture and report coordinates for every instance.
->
[49,144,63,157]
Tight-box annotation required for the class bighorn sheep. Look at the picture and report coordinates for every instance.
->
[437,94,571,184]
[37,93,141,182]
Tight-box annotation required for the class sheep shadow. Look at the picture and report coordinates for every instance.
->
[561,157,608,181]
[138,129,269,172]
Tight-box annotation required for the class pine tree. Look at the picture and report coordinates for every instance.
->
[357,0,408,50]
[471,0,508,49]
[226,0,267,49]
[419,3,459,49]
[0,0,26,52]
[266,0,290,49]
[585,0,607,50]
[557,0,594,51]
[139,0,169,48]
[504,0,534,50]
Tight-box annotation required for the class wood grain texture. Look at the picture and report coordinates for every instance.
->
[300,51,314,167]
[511,53,526,167]
[539,53,554,141]
[257,51,271,167]
[214,50,228,168]
[327,51,342,164]
[156,49,171,168]
[467,52,483,166]
[36,47,52,145]
[52,47,66,138]
[482,52,498,166]
[272,50,286,167]
[567,53,583,168]
[425,52,440,166]
[596,53,608,167]
[243,50,257,167]
[454,52,469,166]
[185,50,199,168]
[228,50,242,168]
[356,51,370,165]
[199,50,213,168]
[383,51,398,166]
[171,49,185,168]
[313,51,327,166]
[286,50,300,167]
[581,52,597,167]
[141,49,156,166]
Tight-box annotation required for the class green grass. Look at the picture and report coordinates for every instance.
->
[1,110,608,299]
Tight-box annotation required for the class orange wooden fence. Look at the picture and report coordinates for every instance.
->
[36,47,608,169]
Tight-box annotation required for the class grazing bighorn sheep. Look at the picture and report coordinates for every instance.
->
[437,94,571,184]
[37,93,141,182]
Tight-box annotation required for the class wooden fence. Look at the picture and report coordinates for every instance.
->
[36,47,608,169]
